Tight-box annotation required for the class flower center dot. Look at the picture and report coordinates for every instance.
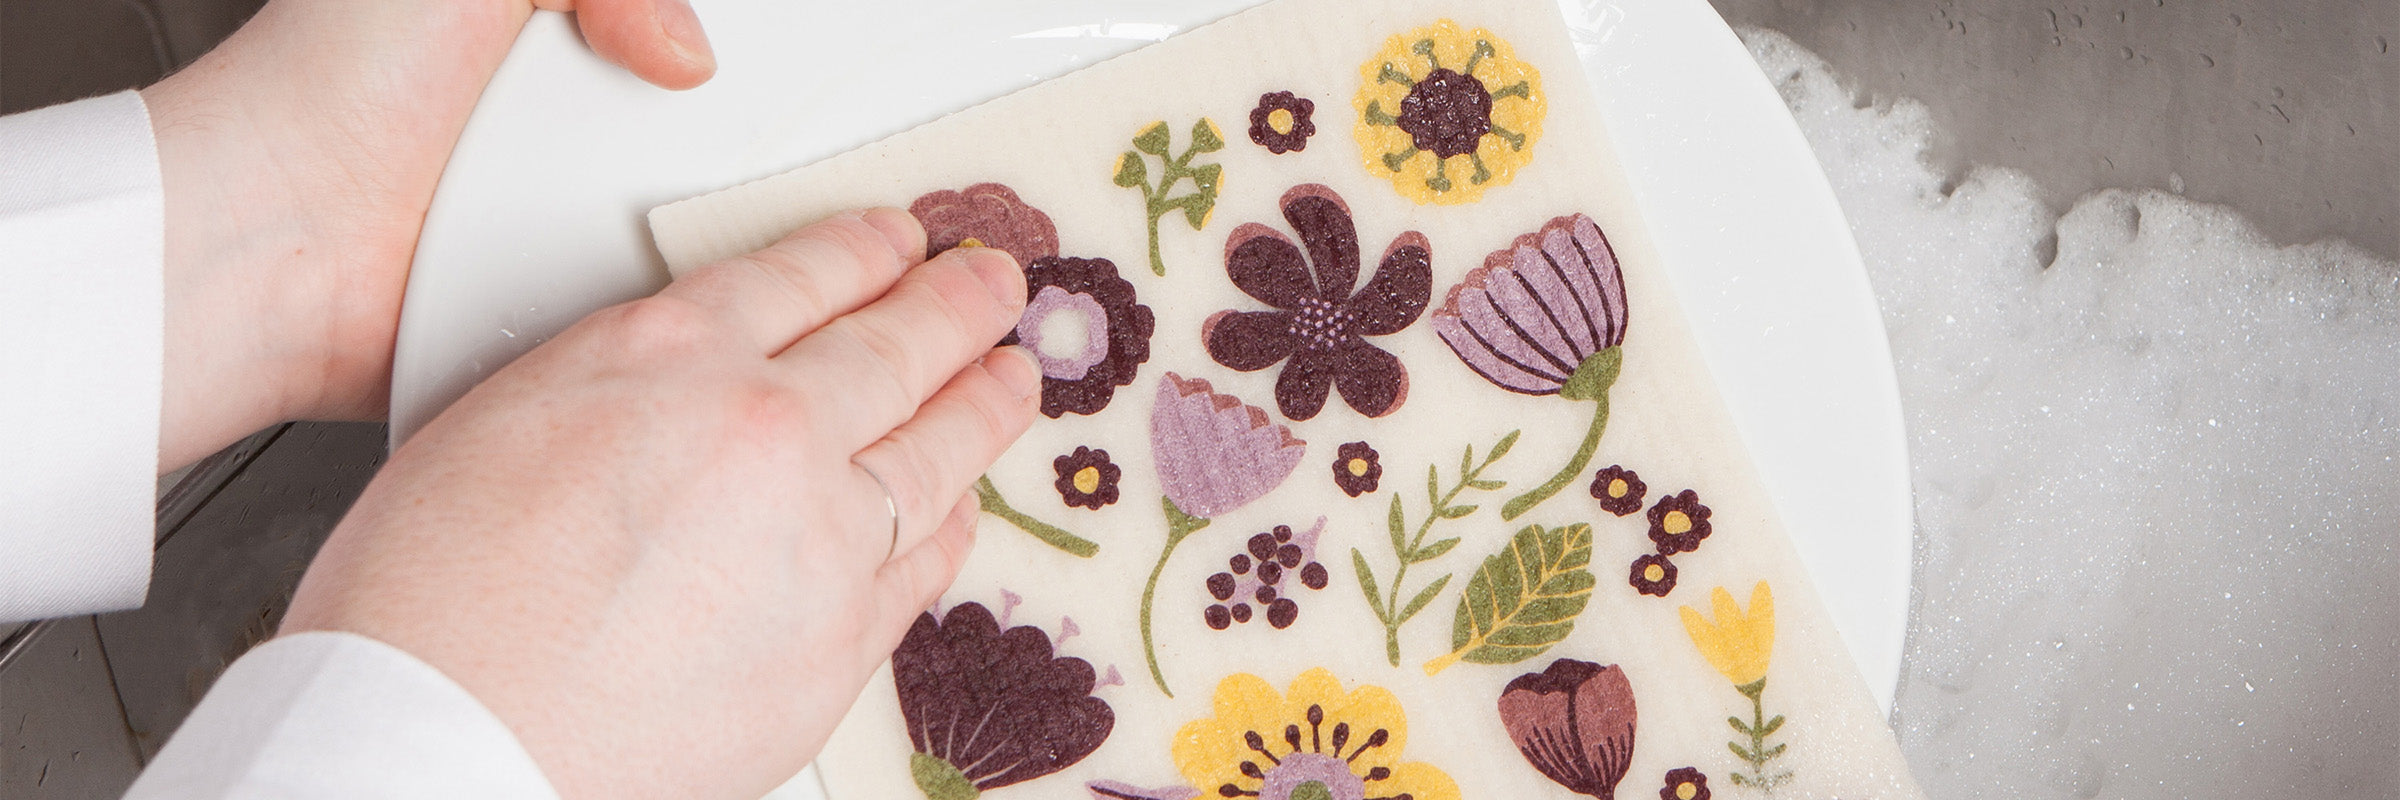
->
[1677,781,1699,800]
[1291,780,1333,800]
[1269,108,1296,135]
[958,236,986,249]
[1288,297,1355,349]
[1073,466,1102,495]
[1664,511,1692,535]
[1609,478,1628,498]
[1347,458,1370,477]
[1645,563,1666,582]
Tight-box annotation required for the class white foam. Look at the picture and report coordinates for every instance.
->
[1738,28,2400,799]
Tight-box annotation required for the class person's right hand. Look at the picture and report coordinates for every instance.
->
[278,208,1036,798]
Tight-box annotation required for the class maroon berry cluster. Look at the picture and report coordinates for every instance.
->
[1204,524,1329,630]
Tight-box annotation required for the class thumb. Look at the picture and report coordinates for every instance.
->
[537,0,716,90]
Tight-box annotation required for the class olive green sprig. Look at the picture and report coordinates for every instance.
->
[1113,119,1224,276]
[1351,430,1518,666]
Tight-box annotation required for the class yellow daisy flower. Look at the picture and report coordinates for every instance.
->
[1174,668,1460,800]
[1678,581,1776,688]
[1353,19,1546,205]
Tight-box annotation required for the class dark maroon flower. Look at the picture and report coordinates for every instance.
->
[1660,767,1711,800]
[1002,256,1155,418]
[1629,553,1678,597]
[910,183,1060,268]
[1204,184,1432,421]
[894,602,1113,798]
[1053,446,1121,509]
[1201,518,1326,631]
[1498,659,1637,798]
[1646,489,1712,554]
[1247,91,1317,154]
[1333,441,1384,497]
[1590,465,1646,516]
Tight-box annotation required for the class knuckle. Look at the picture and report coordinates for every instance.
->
[605,297,716,356]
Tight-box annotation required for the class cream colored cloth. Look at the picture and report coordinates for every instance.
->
[653,0,1924,797]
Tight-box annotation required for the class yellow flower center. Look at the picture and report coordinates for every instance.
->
[1608,478,1628,498]
[1677,780,1699,800]
[1664,511,1692,535]
[958,236,986,249]
[1346,457,1370,477]
[1073,466,1102,495]
[1644,563,1666,582]
[1269,108,1296,135]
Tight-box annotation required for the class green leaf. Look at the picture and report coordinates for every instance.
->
[1438,503,1477,519]
[1189,162,1222,196]
[1411,537,1461,563]
[1112,150,1148,188]
[911,752,980,800]
[1558,347,1622,401]
[1760,715,1785,736]
[1132,121,1171,155]
[1425,523,1595,673]
[1189,118,1224,153]
[1460,448,1475,480]
[1399,574,1451,622]
[1763,743,1787,759]
[1180,191,1214,230]
[1728,716,1753,736]
[1488,430,1521,461]
[1387,494,1408,554]
[1352,548,1386,620]
[1728,773,1755,788]
[1427,464,1441,506]
[1729,742,1759,763]
[1466,478,1505,490]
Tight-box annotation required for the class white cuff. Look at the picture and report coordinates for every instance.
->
[0,90,164,621]
[126,631,560,799]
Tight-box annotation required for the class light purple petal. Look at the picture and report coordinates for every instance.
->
[1151,373,1306,518]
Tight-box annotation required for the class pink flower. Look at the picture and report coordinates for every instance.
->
[1150,373,1307,519]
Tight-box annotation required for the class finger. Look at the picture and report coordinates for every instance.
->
[867,493,981,662]
[781,247,1027,447]
[660,208,925,355]
[540,0,717,90]
[849,347,1040,556]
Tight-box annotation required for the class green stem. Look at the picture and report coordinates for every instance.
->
[1501,395,1609,521]
[973,476,1098,557]
[1144,211,1166,276]
[1139,496,1211,696]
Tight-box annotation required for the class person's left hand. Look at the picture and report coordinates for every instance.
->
[144,0,717,470]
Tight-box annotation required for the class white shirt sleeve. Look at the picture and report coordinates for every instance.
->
[126,631,561,799]
[3,95,558,796]
[0,90,162,622]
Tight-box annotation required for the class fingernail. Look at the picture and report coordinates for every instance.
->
[989,346,1043,400]
[956,247,1026,307]
[656,0,716,73]
[859,207,926,261]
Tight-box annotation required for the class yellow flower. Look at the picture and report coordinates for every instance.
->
[1174,668,1460,800]
[1353,19,1545,205]
[1679,582,1776,687]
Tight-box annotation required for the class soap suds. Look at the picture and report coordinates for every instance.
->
[1739,28,2400,799]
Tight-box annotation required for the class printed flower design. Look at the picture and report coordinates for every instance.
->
[1589,465,1646,517]
[1248,91,1317,154]
[1646,490,1712,555]
[910,183,1061,267]
[1629,553,1677,597]
[1204,519,1329,630]
[1141,373,1307,695]
[1497,659,1636,798]
[1053,446,1122,509]
[1174,669,1460,800]
[1203,184,1432,421]
[895,601,1113,800]
[1682,582,1792,791]
[1087,782,1199,800]
[1354,19,1544,205]
[1659,768,1711,800]
[1432,213,1629,520]
[1332,441,1383,497]
[1002,256,1156,418]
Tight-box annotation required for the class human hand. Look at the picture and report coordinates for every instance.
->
[144,0,716,469]
[279,208,1036,798]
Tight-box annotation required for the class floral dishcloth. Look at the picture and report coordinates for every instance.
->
[649,0,1926,797]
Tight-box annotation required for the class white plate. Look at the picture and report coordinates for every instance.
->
[393,0,1912,786]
